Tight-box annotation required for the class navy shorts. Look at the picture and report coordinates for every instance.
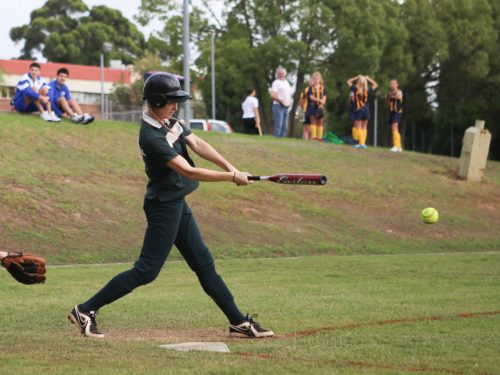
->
[388,112,402,125]
[353,106,370,121]
[13,95,38,113]
[303,113,311,125]
[349,109,355,122]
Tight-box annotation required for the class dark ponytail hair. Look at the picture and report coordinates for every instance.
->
[242,88,255,103]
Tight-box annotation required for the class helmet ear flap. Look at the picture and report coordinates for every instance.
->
[146,94,167,108]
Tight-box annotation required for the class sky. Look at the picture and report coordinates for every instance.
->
[0,0,223,61]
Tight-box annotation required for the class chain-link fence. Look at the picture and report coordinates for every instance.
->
[103,97,206,124]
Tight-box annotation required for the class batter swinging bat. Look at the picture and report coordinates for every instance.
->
[248,174,327,185]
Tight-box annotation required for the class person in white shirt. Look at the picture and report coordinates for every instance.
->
[270,66,293,137]
[241,88,261,135]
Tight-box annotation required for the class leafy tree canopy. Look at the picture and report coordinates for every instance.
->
[10,0,146,66]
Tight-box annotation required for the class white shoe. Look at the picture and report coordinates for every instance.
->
[40,111,51,121]
[390,147,399,152]
[49,112,61,122]
[82,113,94,125]
[72,113,84,123]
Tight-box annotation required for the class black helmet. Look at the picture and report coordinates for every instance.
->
[143,72,191,108]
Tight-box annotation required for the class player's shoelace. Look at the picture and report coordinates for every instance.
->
[88,310,100,332]
[247,314,263,329]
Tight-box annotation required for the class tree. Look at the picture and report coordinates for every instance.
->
[433,0,497,157]
[400,0,448,151]
[481,0,500,160]
[136,0,210,73]
[10,0,146,66]
[325,0,413,143]
[109,51,165,108]
[195,0,337,135]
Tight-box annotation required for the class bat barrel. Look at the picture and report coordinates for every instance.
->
[248,174,327,185]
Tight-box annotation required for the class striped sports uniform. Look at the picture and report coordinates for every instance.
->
[388,90,403,125]
[300,86,311,125]
[387,89,403,151]
[306,84,327,140]
[351,85,373,121]
[13,73,50,113]
[350,85,373,146]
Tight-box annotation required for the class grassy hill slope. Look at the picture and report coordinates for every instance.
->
[0,112,498,263]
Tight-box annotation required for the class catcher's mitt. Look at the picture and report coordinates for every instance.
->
[1,252,46,284]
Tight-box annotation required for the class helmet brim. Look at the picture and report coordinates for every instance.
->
[165,90,192,103]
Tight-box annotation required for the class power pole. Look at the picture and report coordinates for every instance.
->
[374,96,378,147]
[182,0,191,125]
[210,31,216,119]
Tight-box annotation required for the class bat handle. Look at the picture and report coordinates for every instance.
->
[248,176,261,181]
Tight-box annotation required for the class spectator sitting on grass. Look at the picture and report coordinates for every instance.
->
[49,68,94,125]
[12,62,60,122]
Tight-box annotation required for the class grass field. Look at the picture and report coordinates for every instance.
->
[0,112,499,263]
[1,252,499,374]
[1,112,499,374]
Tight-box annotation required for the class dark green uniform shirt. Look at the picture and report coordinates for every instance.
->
[138,112,199,201]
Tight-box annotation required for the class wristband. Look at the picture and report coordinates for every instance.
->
[232,172,236,182]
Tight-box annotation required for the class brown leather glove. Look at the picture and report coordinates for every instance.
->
[1,252,46,284]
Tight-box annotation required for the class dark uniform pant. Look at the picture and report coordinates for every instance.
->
[80,197,245,325]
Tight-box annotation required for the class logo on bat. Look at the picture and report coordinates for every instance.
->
[278,176,307,184]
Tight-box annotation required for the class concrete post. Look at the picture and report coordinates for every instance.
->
[457,120,492,181]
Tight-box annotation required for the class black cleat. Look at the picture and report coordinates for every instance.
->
[229,314,274,338]
[81,113,94,125]
[68,305,104,338]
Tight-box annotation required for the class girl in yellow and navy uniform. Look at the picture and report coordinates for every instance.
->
[306,72,327,141]
[387,79,403,152]
[348,90,357,142]
[346,75,378,149]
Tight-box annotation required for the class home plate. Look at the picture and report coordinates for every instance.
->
[159,342,230,353]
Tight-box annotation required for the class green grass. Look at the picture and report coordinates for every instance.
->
[0,112,499,263]
[1,252,499,374]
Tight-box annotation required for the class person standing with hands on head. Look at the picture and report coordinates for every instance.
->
[270,66,293,137]
[12,62,60,122]
[306,72,327,142]
[349,90,358,143]
[387,79,403,152]
[241,88,261,135]
[49,68,94,125]
[346,75,378,149]
[68,73,274,339]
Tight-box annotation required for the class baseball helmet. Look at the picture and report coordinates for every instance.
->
[143,72,191,108]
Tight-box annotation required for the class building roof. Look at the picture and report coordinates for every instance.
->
[0,59,131,84]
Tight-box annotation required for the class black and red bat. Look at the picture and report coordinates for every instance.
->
[248,174,327,185]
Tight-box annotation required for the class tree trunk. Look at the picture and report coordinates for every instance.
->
[241,0,273,133]
[287,66,305,137]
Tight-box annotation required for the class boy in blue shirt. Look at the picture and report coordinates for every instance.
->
[49,68,94,124]
[13,62,60,122]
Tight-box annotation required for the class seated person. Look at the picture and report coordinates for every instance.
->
[13,62,60,122]
[49,68,94,124]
